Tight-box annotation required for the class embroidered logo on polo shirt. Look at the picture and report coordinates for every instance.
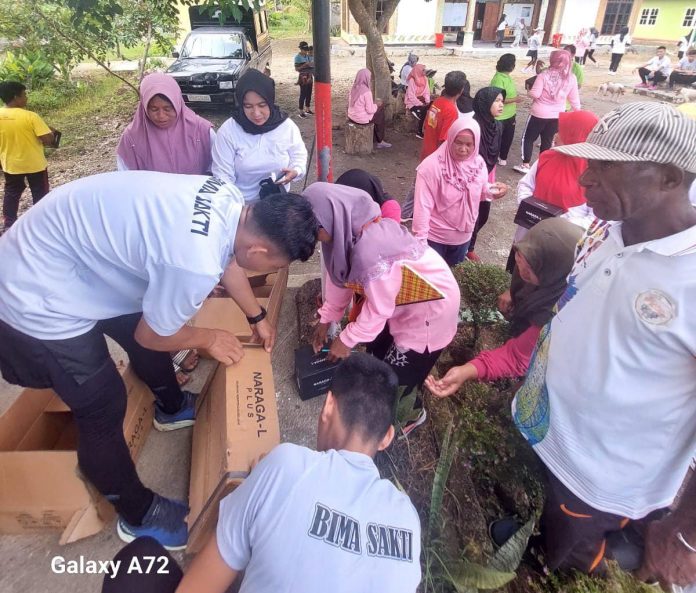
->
[634,290,676,326]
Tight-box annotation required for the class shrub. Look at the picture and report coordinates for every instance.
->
[0,51,55,89]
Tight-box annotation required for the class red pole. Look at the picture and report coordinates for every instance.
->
[312,0,332,182]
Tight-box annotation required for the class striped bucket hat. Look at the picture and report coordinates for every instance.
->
[554,102,696,174]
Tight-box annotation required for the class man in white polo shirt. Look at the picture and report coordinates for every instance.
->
[0,171,319,550]
[509,103,696,586]
[102,353,422,593]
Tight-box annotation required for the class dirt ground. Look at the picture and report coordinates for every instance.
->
[0,37,667,593]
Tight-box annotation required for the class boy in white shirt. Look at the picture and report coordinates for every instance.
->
[635,45,672,89]
[102,354,423,593]
[669,47,696,88]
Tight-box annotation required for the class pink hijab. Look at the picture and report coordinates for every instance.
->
[349,68,372,109]
[408,64,428,96]
[117,73,213,174]
[416,116,486,231]
[544,50,572,100]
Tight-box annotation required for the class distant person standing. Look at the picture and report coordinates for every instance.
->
[490,53,521,166]
[511,19,527,48]
[574,29,589,64]
[495,14,508,48]
[677,31,694,60]
[294,41,314,118]
[609,26,631,75]
[583,27,599,66]
[523,28,543,73]
[0,81,54,232]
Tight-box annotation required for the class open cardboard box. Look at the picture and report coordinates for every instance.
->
[186,347,280,553]
[0,363,154,544]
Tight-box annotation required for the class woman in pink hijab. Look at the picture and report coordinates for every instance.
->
[116,72,215,175]
[514,49,580,174]
[405,63,431,137]
[413,117,507,266]
[347,68,391,148]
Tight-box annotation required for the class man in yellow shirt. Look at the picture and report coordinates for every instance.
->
[0,81,55,231]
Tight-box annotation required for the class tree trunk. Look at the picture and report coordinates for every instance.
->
[347,0,400,122]
[139,20,153,82]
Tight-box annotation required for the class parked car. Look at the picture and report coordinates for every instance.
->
[167,6,272,107]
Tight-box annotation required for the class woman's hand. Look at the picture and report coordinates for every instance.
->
[276,168,298,185]
[312,322,330,353]
[327,335,351,362]
[489,182,509,200]
[497,290,513,318]
[425,364,479,398]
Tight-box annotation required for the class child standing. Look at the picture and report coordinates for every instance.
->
[294,41,314,118]
[524,28,543,73]
[0,81,55,231]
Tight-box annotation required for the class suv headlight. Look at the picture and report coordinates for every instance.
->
[219,81,234,90]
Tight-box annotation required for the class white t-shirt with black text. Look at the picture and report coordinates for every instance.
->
[0,171,243,339]
[216,443,422,593]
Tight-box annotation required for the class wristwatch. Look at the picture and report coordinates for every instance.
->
[246,306,267,325]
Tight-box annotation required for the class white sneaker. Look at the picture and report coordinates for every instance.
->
[376,141,392,149]
[498,158,507,166]
[608,71,616,76]
[513,164,530,174]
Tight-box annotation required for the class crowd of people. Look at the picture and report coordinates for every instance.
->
[0,30,695,593]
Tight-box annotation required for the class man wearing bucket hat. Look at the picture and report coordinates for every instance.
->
[504,102,696,586]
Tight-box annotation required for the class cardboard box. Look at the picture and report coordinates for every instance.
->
[0,364,154,543]
[187,347,280,553]
[294,345,340,401]
[513,197,565,229]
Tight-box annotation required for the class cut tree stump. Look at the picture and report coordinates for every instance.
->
[345,121,374,155]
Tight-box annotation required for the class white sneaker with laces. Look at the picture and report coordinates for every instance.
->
[376,141,392,148]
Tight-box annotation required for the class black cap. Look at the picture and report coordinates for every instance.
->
[299,41,309,50]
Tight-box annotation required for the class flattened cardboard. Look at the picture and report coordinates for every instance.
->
[187,347,280,553]
[0,365,154,543]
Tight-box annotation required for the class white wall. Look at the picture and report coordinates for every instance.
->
[394,0,439,35]
[557,0,601,36]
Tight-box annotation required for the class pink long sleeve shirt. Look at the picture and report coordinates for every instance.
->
[529,73,580,119]
[348,92,379,125]
[405,79,430,110]
[318,247,460,354]
[469,325,540,381]
[412,157,489,246]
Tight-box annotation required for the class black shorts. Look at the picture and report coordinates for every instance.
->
[526,49,538,59]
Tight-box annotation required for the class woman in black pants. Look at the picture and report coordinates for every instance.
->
[490,53,520,166]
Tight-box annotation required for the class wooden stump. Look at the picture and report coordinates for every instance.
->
[394,90,405,114]
[345,121,374,155]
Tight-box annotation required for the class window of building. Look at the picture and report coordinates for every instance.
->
[601,0,634,35]
[684,8,696,27]
[639,8,659,26]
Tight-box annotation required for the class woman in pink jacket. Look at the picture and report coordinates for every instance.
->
[405,63,431,138]
[347,68,391,148]
[305,182,460,435]
[412,117,507,266]
[514,50,581,174]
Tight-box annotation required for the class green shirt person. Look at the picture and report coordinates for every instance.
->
[490,53,521,166]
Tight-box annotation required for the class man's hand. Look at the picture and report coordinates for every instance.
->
[276,168,298,185]
[497,290,513,318]
[635,516,696,589]
[312,322,330,353]
[206,329,245,365]
[327,335,351,362]
[251,318,276,352]
[424,363,478,398]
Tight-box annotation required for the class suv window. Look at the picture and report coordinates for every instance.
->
[181,32,245,59]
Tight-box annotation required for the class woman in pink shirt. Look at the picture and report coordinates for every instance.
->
[514,50,581,174]
[347,68,391,149]
[425,218,582,397]
[413,117,507,266]
[405,64,431,138]
[305,182,460,434]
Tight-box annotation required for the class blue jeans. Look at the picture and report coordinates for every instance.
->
[428,239,470,266]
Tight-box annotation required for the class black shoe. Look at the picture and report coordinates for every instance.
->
[306,108,314,114]
[299,111,308,119]
[416,132,424,139]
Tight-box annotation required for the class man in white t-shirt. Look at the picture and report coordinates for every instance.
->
[635,45,672,89]
[102,353,422,593]
[506,103,696,585]
[0,171,319,550]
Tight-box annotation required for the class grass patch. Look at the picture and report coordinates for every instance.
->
[268,9,311,39]
[106,41,173,61]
